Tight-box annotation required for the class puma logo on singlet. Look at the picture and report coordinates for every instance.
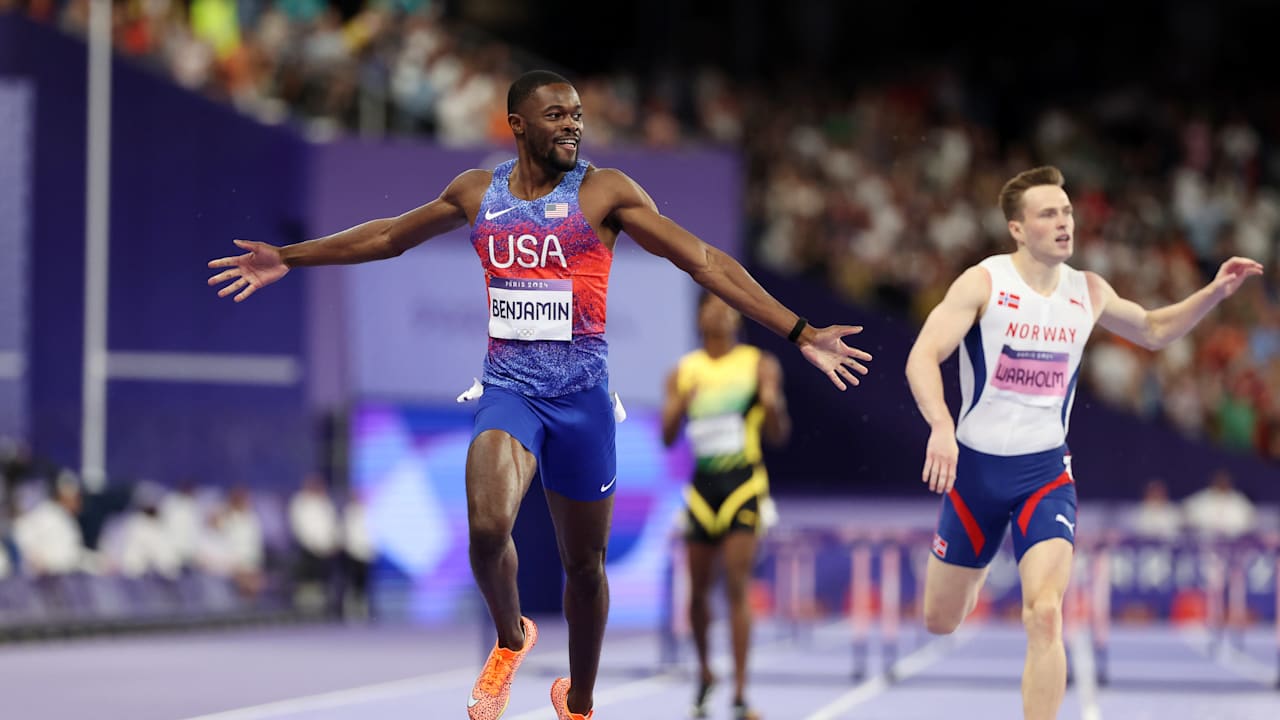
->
[1054,514,1075,536]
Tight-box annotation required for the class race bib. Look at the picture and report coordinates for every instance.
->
[990,345,1070,400]
[686,413,747,457]
[488,278,573,342]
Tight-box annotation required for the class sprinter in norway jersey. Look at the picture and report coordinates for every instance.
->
[904,165,1261,720]
[208,71,874,720]
[954,253,1094,456]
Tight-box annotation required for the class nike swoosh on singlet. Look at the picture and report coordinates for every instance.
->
[484,206,516,220]
[600,477,616,493]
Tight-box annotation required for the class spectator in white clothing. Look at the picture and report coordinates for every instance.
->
[222,486,266,596]
[118,482,183,579]
[12,475,89,575]
[1183,469,1257,539]
[289,473,340,558]
[194,507,237,577]
[340,490,374,620]
[288,472,340,614]
[159,479,203,568]
[1129,479,1184,541]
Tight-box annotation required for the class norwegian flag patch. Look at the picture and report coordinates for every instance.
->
[932,534,948,558]
[997,291,1021,309]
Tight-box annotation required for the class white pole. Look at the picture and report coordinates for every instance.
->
[81,0,111,492]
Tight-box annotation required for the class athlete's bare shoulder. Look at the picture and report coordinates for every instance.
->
[440,169,494,224]
[581,166,652,207]
[1083,270,1115,318]
[581,165,622,181]
[580,166,656,234]
[962,262,988,284]
[757,349,783,379]
[940,265,992,318]
[443,168,493,201]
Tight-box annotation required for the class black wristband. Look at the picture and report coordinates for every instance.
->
[787,317,808,344]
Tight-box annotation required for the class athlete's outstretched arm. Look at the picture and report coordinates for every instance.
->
[660,368,691,448]
[600,170,872,390]
[1089,256,1263,350]
[207,170,487,302]
[905,266,989,495]
[758,352,791,446]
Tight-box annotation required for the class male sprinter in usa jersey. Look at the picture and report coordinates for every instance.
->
[905,165,1261,720]
[208,71,872,720]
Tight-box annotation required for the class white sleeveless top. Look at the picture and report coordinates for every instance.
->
[955,255,1096,456]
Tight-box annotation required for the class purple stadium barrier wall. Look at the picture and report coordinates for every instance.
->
[0,77,33,440]
[1,15,312,490]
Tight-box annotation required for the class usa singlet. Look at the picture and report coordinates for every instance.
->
[471,159,613,398]
[677,345,769,542]
[468,159,618,502]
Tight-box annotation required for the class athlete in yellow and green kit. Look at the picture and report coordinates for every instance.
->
[662,291,790,720]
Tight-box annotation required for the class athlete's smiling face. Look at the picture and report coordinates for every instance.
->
[1010,184,1074,263]
[513,83,583,172]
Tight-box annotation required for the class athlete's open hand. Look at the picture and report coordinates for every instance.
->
[207,240,289,302]
[1212,256,1264,299]
[922,424,958,494]
[798,325,872,391]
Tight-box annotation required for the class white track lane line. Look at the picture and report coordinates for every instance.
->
[173,667,476,720]
[504,672,685,720]
[1067,628,1102,720]
[177,618,873,720]
[1177,626,1278,686]
[508,618,855,720]
[803,625,978,720]
[174,623,747,720]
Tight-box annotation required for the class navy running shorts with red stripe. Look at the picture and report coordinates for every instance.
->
[932,443,1076,568]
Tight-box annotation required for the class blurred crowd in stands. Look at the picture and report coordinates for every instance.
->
[0,436,372,632]
[5,0,1279,460]
[745,88,1280,466]
[1,2,1276,486]
[1128,472,1260,541]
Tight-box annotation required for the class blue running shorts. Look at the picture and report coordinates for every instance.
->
[472,381,617,502]
[932,443,1077,568]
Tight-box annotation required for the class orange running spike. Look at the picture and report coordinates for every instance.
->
[550,677,594,720]
[467,617,538,720]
